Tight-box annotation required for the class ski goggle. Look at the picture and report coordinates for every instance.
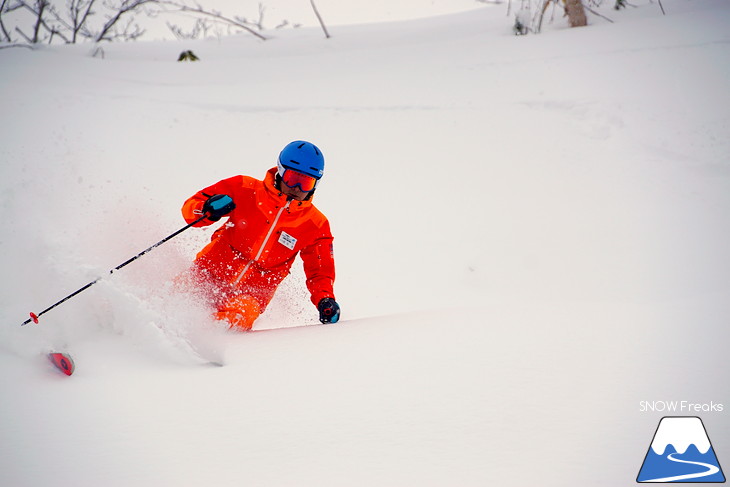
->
[281,168,318,192]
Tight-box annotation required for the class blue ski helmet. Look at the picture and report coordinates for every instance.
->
[277,141,325,187]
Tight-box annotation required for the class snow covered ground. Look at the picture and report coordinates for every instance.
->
[1,0,729,485]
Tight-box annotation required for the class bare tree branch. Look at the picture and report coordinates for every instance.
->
[69,0,97,42]
[160,1,267,41]
[93,0,154,41]
[15,0,70,42]
[583,3,613,22]
[2,0,291,45]
[14,24,32,42]
[240,2,264,31]
[43,2,75,42]
[0,0,14,41]
[309,0,329,39]
[167,17,210,39]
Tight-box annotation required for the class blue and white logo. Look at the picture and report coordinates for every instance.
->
[637,416,725,483]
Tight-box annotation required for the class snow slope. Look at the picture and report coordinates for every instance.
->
[1,1,729,485]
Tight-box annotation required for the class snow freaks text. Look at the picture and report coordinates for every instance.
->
[639,401,724,413]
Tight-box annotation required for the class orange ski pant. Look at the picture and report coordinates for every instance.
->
[189,237,287,331]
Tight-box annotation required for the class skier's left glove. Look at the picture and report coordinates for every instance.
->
[317,298,340,324]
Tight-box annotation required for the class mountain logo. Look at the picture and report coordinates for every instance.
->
[637,416,725,483]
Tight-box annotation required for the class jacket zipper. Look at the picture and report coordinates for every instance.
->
[233,200,291,286]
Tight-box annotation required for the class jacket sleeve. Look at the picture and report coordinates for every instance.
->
[300,221,336,306]
[181,176,244,227]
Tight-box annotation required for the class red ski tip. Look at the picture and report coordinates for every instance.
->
[48,352,75,376]
[30,312,39,324]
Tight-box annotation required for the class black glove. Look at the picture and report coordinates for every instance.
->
[318,298,341,324]
[202,194,235,221]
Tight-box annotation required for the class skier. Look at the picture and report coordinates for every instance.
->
[181,140,340,331]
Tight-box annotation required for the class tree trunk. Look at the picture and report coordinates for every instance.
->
[564,0,587,27]
[32,0,48,42]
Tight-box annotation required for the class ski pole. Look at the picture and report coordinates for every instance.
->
[21,214,209,326]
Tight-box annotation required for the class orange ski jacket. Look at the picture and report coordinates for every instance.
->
[182,168,336,308]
